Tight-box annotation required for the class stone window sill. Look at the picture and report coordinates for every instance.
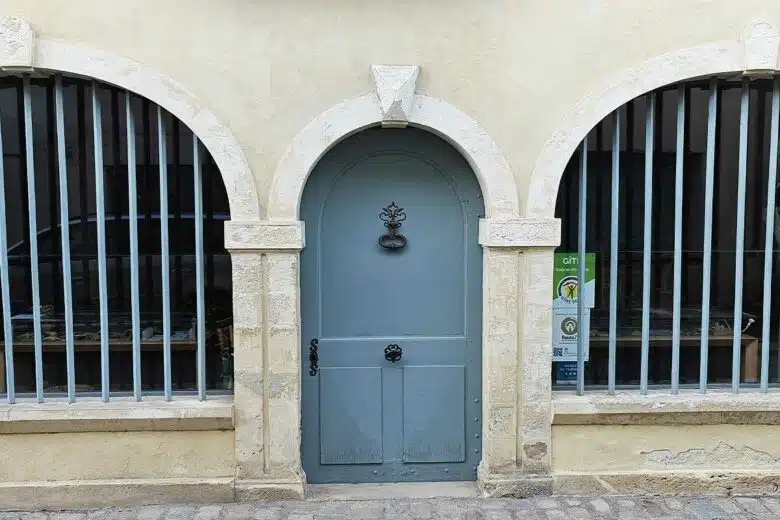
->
[0,395,234,433]
[552,390,780,425]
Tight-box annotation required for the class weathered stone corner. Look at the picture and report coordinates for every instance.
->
[0,16,35,70]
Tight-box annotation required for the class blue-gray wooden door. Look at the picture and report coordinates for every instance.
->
[300,128,483,484]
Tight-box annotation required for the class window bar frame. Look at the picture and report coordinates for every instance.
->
[158,106,173,401]
[75,83,92,307]
[607,110,621,394]
[172,119,182,313]
[111,89,124,310]
[92,82,111,402]
[732,78,751,394]
[142,99,154,313]
[576,136,588,396]
[126,92,142,401]
[0,109,16,404]
[193,137,206,400]
[16,79,32,308]
[55,76,77,403]
[670,85,686,395]
[760,78,780,393]
[700,79,719,393]
[640,92,656,395]
[46,79,63,314]
[22,75,45,402]
[624,101,635,307]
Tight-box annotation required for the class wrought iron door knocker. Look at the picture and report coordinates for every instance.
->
[379,201,407,249]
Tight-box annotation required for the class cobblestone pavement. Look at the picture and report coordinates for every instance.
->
[3,496,780,520]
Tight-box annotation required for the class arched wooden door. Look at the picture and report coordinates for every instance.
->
[300,127,484,483]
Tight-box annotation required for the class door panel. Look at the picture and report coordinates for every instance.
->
[319,367,383,465]
[319,154,466,338]
[402,365,466,463]
[301,128,483,483]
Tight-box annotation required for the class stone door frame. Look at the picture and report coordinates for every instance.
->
[226,66,560,498]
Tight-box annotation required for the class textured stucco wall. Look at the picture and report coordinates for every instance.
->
[0,430,235,481]
[1,0,778,216]
[552,424,780,473]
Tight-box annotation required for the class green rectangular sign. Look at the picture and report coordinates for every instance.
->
[552,253,595,308]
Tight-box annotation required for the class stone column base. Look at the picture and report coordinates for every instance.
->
[234,478,305,501]
[477,467,553,498]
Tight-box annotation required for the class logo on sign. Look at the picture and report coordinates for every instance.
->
[560,316,578,336]
[557,275,579,304]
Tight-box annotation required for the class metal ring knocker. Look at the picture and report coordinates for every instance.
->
[384,344,402,363]
[379,202,407,250]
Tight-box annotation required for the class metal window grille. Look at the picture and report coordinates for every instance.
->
[0,74,233,403]
[555,76,780,395]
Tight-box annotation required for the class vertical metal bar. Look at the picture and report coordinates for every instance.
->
[204,155,215,373]
[652,92,664,310]
[576,136,588,395]
[624,101,634,304]
[671,86,686,394]
[761,78,780,392]
[640,92,655,395]
[172,120,182,312]
[753,88,768,249]
[16,80,32,307]
[733,78,751,393]
[712,87,724,310]
[608,110,620,394]
[193,137,206,400]
[76,83,91,306]
[0,106,16,403]
[22,76,44,402]
[111,89,124,310]
[127,92,142,401]
[142,100,154,312]
[700,80,719,393]
[158,107,172,401]
[92,82,110,402]
[46,79,62,313]
[55,76,76,403]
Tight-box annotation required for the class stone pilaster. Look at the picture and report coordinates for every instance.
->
[477,219,558,497]
[227,221,305,499]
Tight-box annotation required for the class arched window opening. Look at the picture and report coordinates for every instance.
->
[0,73,233,402]
[555,75,780,394]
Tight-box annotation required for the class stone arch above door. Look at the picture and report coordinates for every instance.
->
[526,20,780,219]
[0,15,261,221]
[267,89,521,222]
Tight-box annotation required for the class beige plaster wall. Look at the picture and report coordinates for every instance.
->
[1,0,778,216]
[0,430,235,481]
[552,424,780,473]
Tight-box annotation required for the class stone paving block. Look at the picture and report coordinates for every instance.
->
[684,499,729,520]
[566,507,592,519]
[761,497,780,515]
[252,506,285,520]
[137,506,167,520]
[224,504,254,520]
[535,499,560,510]
[590,498,611,515]
[164,506,196,520]
[664,498,685,511]
[735,496,769,515]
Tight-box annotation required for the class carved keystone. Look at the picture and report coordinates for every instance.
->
[741,20,780,74]
[371,64,420,128]
[0,16,35,69]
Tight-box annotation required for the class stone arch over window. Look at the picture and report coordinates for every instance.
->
[0,17,257,399]
[528,21,780,394]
